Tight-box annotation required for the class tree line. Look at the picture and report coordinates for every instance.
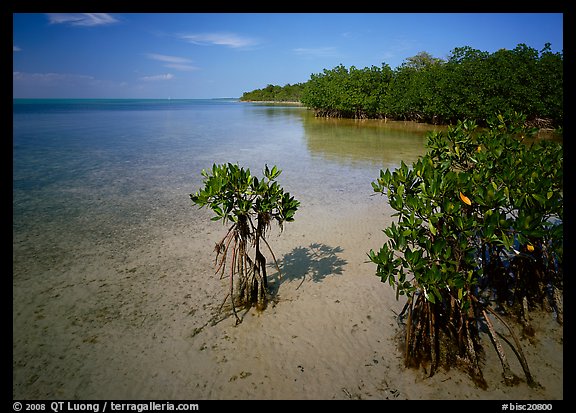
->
[240,43,563,128]
[240,83,306,102]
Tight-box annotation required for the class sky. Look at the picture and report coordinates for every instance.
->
[12,13,564,99]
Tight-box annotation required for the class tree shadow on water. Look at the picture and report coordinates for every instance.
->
[268,243,347,293]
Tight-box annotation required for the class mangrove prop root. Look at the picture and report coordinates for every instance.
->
[428,302,438,377]
[483,304,537,388]
[394,287,548,391]
[262,236,283,281]
[215,230,234,279]
[210,214,286,322]
[404,297,413,367]
[482,309,519,386]
[398,298,411,320]
[463,316,487,390]
[521,296,536,337]
[401,292,491,388]
[218,292,230,314]
[409,296,426,368]
[230,237,241,325]
[522,296,530,322]
[552,286,563,325]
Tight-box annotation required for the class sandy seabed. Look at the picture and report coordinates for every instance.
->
[13,197,563,400]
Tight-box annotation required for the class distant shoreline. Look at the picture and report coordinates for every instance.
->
[240,100,304,106]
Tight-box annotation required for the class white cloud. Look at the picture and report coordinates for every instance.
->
[145,53,198,71]
[146,53,191,64]
[139,73,174,81]
[13,45,22,52]
[179,33,257,48]
[292,47,339,58]
[46,13,119,27]
[164,63,198,71]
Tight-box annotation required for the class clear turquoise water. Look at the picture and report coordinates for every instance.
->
[13,98,434,271]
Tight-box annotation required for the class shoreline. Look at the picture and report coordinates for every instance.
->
[239,100,304,106]
[239,101,562,136]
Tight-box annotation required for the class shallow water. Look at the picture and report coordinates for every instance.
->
[12,99,563,400]
[13,100,439,250]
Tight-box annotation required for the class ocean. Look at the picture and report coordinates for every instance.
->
[13,99,431,245]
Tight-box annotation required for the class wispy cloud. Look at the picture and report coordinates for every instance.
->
[13,45,22,52]
[164,64,198,71]
[145,53,190,64]
[13,71,130,98]
[139,73,174,81]
[13,72,95,82]
[46,13,119,27]
[145,53,198,71]
[179,33,258,48]
[292,47,340,58]
[341,31,357,39]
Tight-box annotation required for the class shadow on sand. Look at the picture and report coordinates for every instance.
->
[268,243,347,293]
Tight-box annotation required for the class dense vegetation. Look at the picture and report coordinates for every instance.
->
[241,43,563,128]
[240,82,305,102]
[369,112,563,387]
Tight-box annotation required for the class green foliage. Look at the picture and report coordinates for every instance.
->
[191,163,300,322]
[300,64,393,119]
[191,163,299,227]
[241,43,562,128]
[369,112,563,386]
[240,83,306,102]
[299,43,563,127]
